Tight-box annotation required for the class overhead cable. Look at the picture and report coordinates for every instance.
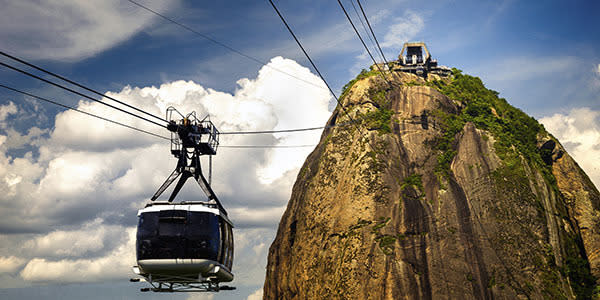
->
[267,0,361,131]
[125,0,325,91]
[0,84,321,149]
[269,0,395,170]
[221,126,325,135]
[356,0,394,71]
[349,0,385,64]
[0,83,170,140]
[0,51,167,124]
[267,1,420,208]
[0,61,167,129]
[220,144,315,148]
[336,0,393,87]
[220,120,354,135]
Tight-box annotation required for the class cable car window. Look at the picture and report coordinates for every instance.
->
[186,212,220,260]
[221,222,232,269]
[158,210,186,237]
[138,212,158,237]
[188,212,216,236]
[217,219,225,264]
[223,221,231,266]
[227,224,233,269]
[220,222,227,264]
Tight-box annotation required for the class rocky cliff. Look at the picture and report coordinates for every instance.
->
[263,69,600,299]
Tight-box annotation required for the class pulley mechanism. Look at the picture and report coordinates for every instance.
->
[150,107,223,212]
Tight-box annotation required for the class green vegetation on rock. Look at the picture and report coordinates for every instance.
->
[340,68,381,101]
[402,174,424,192]
[375,234,396,255]
[364,107,393,134]
[427,68,548,179]
[363,87,393,134]
[340,69,394,134]
[425,68,598,299]
[562,235,598,299]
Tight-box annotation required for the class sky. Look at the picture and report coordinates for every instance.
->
[0,0,599,299]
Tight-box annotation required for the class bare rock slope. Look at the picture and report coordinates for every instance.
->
[263,70,600,299]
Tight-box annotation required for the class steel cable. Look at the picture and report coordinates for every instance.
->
[0,51,168,124]
[0,61,167,129]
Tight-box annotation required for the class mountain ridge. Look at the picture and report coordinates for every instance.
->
[263,68,600,299]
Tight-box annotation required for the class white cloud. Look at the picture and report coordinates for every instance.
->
[381,11,424,48]
[186,293,215,300]
[2,127,48,150]
[0,101,17,128]
[540,108,600,188]
[0,256,26,274]
[20,227,135,282]
[370,9,391,23]
[0,1,176,61]
[239,57,330,183]
[593,64,600,89]
[483,0,514,29]
[230,206,286,228]
[233,228,275,286]
[247,288,264,300]
[22,219,127,258]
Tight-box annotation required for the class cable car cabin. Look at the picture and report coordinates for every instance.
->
[133,201,234,284]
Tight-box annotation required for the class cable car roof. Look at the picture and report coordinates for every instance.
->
[138,201,233,226]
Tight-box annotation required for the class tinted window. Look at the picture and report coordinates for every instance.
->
[188,212,217,236]
[137,212,158,237]
[158,210,186,237]
[227,224,234,269]
[136,209,221,261]
[186,212,220,260]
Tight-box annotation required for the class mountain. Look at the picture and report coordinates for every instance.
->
[263,68,600,299]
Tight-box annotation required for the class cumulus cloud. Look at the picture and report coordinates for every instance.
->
[0,101,17,128]
[22,219,127,259]
[1,127,48,150]
[247,288,264,300]
[230,206,286,228]
[20,227,135,282]
[370,9,391,23]
[0,1,176,61]
[186,293,215,300]
[237,57,330,183]
[0,256,26,274]
[0,57,331,286]
[593,63,600,89]
[540,108,600,188]
[233,228,276,286]
[381,11,424,48]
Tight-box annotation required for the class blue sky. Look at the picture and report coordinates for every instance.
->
[0,1,599,299]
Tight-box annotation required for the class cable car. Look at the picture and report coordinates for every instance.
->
[132,108,235,292]
[134,201,234,290]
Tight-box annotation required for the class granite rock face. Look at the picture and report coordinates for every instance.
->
[263,70,599,299]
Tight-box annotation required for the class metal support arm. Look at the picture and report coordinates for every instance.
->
[151,168,182,201]
[150,149,226,214]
